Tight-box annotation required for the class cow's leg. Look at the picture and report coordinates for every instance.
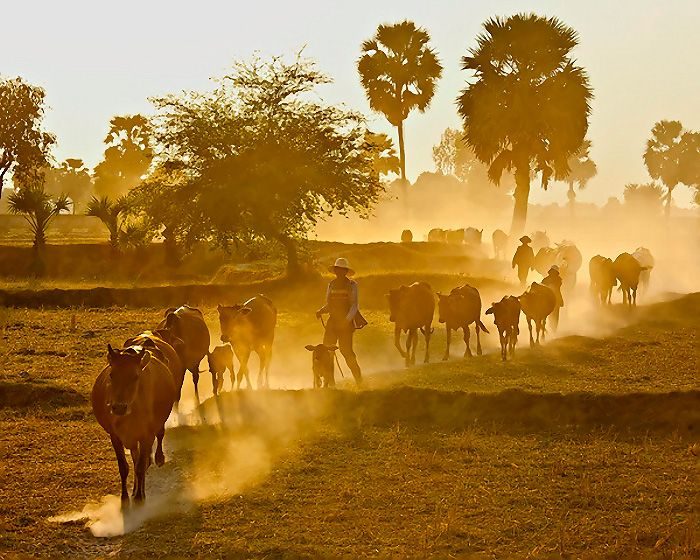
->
[237,348,253,390]
[423,326,431,364]
[443,326,451,361]
[463,325,473,358]
[190,363,200,395]
[110,435,130,505]
[134,437,154,503]
[509,327,517,357]
[527,318,535,348]
[211,369,219,396]
[264,344,273,388]
[130,444,140,497]
[154,426,165,467]
[632,287,637,307]
[404,330,414,367]
[394,327,407,358]
[499,330,507,361]
[475,321,483,356]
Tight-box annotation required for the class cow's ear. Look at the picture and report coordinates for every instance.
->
[123,338,134,348]
[485,307,494,315]
[326,345,338,352]
[107,344,118,364]
[305,345,316,351]
[240,307,252,316]
[163,307,177,318]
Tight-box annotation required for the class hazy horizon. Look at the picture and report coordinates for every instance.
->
[3,0,699,208]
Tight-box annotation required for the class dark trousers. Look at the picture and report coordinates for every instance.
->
[517,266,529,287]
[323,317,362,384]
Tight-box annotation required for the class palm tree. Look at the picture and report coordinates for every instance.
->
[457,14,592,233]
[358,20,443,184]
[7,187,70,248]
[365,132,400,177]
[86,194,129,251]
[623,182,665,215]
[563,139,597,215]
[644,120,686,218]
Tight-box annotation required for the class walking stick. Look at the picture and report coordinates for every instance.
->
[319,315,345,378]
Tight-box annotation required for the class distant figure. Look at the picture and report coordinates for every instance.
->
[316,258,363,385]
[512,236,535,287]
[632,247,655,295]
[492,229,508,260]
[542,265,564,330]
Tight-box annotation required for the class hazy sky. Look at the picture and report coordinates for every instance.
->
[3,0,699,207]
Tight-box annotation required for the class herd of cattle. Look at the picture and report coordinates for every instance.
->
[90,231,655,504]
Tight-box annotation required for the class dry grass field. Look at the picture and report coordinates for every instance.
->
[0,283,698,559]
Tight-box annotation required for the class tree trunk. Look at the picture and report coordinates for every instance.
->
[397,120,407,183]
[567,182,576,217]
[664,187,673,219]
[510,164,531,235]
[276,234,301,278]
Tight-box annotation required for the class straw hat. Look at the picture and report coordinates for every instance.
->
[328,257,355,275]
[519,235,532,244]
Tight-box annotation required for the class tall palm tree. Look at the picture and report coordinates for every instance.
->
[644,120,686,218]
[7,187,70,249]
[358,20,443,184]
[365,132,401,177]
[86,194,129,251]
[563,139,597,215]
[457,14,592,233]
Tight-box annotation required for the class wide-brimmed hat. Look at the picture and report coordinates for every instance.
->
[519,235,532,244]
[328,257,354,275]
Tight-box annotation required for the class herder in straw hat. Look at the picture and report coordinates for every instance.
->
[512,235,535,287]
[316,258,365,385]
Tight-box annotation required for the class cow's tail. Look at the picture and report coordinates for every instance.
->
[477,319,490,334]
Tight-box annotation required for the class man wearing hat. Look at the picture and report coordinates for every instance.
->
[512,236,535,287]
[542,264,564,330]
[316,258,364,385]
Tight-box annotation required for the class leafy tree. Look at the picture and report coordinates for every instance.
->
[358,20,443,184]
[151,55,385,275]
[43,158,93,212]
[93,114,153,199]
[623,182,664,215]
[457,14,593,233]
[365,132,400,178]
[86,195,130,251]
[432,127,490,182]
[0,77,56,199]
[562,139,597,215]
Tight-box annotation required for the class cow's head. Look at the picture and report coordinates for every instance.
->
[217,304,252,343]
[106,344,151,416]
[386,286,407,323]
[436,292,460,324]
[305,344,337,387]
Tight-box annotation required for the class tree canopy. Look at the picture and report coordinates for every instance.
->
[457,13,592,233]
[0,77,55,199]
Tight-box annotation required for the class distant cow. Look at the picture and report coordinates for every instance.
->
[158,306,210,394]
[445,228,465,244]
[485,296,521,361]
[492,229,508,260]
[207,344,235,395]
[387,282,435,367]
[464,227,483,246]
[124,330,186,403]
[428,228,447,243]
[218,294,277,389]
[589,255,617,305]
[633,247,654,295]
[305,344,338,388]
[519,282,556,347]
[437,284,489,360]
[533,247,557,276]
[92,345,176,504]
[613,253,646,307]
[534,242,582,294]
[531,231,550,253]
[401,229,413,243]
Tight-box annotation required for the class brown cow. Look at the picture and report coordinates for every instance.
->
[437,284,489,360]
[158,306,210,394]
[124,330,186,403]
[218,295,277,389]
[485,296,521,361]
[613,252,647,307]
[492,229,508,260]
[387,282,435,367]
[207,344,236,395]
[464,227,483,246]
[589,255,617,305]
[445,228,465,244]
[91,345,176,504]
[427,228,447,243]
[305,344,338,388]
[519,282,556,347]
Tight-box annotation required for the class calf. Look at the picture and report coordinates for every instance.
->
[387,282,435,367]
[305,344,338,388]
[91,345,176,504]
[492,229,508,260]
[437,284,489,360]
[207,344,236,394]
[485,296,521,361]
